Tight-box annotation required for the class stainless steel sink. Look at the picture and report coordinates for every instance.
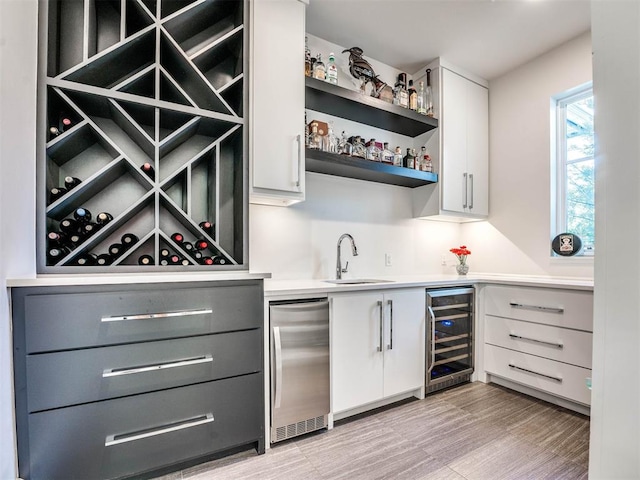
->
[324,279,394,285]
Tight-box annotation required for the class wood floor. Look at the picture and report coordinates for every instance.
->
[153,382,590,480]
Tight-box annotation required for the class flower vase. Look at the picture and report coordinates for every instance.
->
[456,263,469,275]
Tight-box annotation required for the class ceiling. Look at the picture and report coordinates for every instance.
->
[306,0,591,81]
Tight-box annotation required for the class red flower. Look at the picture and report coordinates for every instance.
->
[450,245,471,264]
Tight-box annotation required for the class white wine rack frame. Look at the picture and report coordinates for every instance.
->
[38,0,248,272]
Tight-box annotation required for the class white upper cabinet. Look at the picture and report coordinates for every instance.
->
[250,0,306,206]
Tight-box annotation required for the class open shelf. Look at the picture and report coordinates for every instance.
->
[305,77,438,137]
[305,149,438,188]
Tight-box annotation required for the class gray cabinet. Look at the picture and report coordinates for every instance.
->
[12,280,265,480]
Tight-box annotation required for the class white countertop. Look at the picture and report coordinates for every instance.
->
[264,273,593,297]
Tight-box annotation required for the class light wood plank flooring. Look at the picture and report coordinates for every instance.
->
[153,382,590,480]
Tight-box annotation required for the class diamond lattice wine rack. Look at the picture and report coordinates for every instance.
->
[38,0,247,272]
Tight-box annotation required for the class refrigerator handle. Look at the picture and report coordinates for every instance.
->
[387,299,393,350]
[273,326,283,409]
[377,300,383,352]
[427,306,436,372]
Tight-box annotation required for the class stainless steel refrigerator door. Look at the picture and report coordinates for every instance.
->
[270,300,330,429]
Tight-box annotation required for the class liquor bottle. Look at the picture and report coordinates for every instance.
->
[312,53,326,80]
[337,131,353,156]
[417,81,427,115]
[73,207,92,223]
[194,238,210,251]
[96,254,113,266]
[48,187,67,204]
[411,148,418,169]
[170,232,184,244]
[140,162,155,180]
[96,212,113,226]
[212,256,228,265]
[423,154,433,173]
[64,176,82,190]
[308,122,322,150]
[199,221,214,235]
[75,253,97,266]
[326,52,338,85]
[138,254,154,266]
[365,139,381,161]
[403,148,415,169]
[408,80,418,111]
[393,146,404,167]
[121,233,139,249]
[59,218,79,234]
[425,69,434,117]
[418,146,428,171]
[47,246,69,264]
[393,73,409,108]
[381,143,395,164]
[351,136,367,158]
[304,36,312,77]
[108,243,124,257]
[80,222,98,237]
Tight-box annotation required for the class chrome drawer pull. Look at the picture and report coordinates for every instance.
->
[508,363,563,382]
[273,326,283,409]
[101,308,213,322]
[509,334,563,349]
[105,413,214,447]
[102,355,213,378]
[377,300,383,353]
[509,303,564,314]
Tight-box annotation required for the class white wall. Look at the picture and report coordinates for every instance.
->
[0,1,38,478]
[463,32,593,278]
[589,2,640,477]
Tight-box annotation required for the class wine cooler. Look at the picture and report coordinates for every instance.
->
[426,286,474,394]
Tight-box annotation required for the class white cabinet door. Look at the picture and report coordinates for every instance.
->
[250,0,305,205]
[331,292,384,413]
[382,289,425,397]
[466,79,489,216]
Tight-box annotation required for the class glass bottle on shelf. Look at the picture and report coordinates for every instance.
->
[423,154,433,173]
[305,36,312,77]
[308,122,322,150]
[313,53,326,80]
[418,146,428,171]
[403,148,415,169]
[365,138,381,161]
[381,143,395,164]
[326,52,338,85]
[351,136,366,158]
[324,121,338,153]
[411,148,418,169]
[425,69,434,117]
[408,79,417,111]
[393,146,403,167]
[338,131,353,156]
[393,73,409,108]
[304,111,309,147]
[417,81,427,115]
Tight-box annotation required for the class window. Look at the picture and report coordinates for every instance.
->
[553,84,594,255]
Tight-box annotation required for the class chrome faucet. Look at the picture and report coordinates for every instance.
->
[336,233,358,279]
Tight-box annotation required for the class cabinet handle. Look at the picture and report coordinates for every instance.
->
[105,413,214,447]
[295,134,303,189]
[377,300,383,353]
[462,173,468,209]
[469,173,474,209]
[102,355,213,377]
[101,308,212,323]
[508,363,563,383]
[387,299,393,350]
[427,306,436,372]
[509,302,564,314]
[508,333,563,349]
[273,326,283,409]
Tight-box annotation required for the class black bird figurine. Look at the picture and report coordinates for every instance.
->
[342,47,376,92]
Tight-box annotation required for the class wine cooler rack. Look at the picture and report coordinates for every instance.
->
[38,0,247,272]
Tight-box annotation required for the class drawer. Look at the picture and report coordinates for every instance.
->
[26,329,261,412]
[484,344,591,405]
[25,374,263,480]
[485,315,592,369]
[483,285,593,331]
[14,281,262,353]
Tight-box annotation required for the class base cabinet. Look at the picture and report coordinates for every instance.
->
[330,289,425,414]
[12,280,265,480]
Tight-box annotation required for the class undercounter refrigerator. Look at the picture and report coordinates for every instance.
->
[426,286,475,394]
[269,299,330,443]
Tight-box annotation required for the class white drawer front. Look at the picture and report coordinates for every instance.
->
[485,315,593,369]
[483,285,593,332]
[484,344,591,406]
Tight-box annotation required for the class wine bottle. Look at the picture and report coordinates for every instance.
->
[182,241,194,252]
[180,258,190,266]
[95,212,113,225]
[47,231,67,246]
[121,233,139,249]
[138,254,154,265]
[73,207,92,223]
[212,255,228,265]
[96,254,113,266]
[75,253,97,266]
[169,254,181,265]
[192,250,204,261]
[140,162,155,180]
[199,221,214,234]
[202,257,214,265]
[49,126,61,139]
[48,187,67,204]
[160,248,171,259]
[171,232,184,244]
[64,176,82,190]
[160,258,170,266]
[68,233,83,247]
[194,238,209,250]
[59,218,79,234]
[80,222,98,237]
[108,243,123,257]
[59,115,72,132]
[47,246,69,264]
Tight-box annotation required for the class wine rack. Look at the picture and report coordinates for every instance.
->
[38,0,247,272]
